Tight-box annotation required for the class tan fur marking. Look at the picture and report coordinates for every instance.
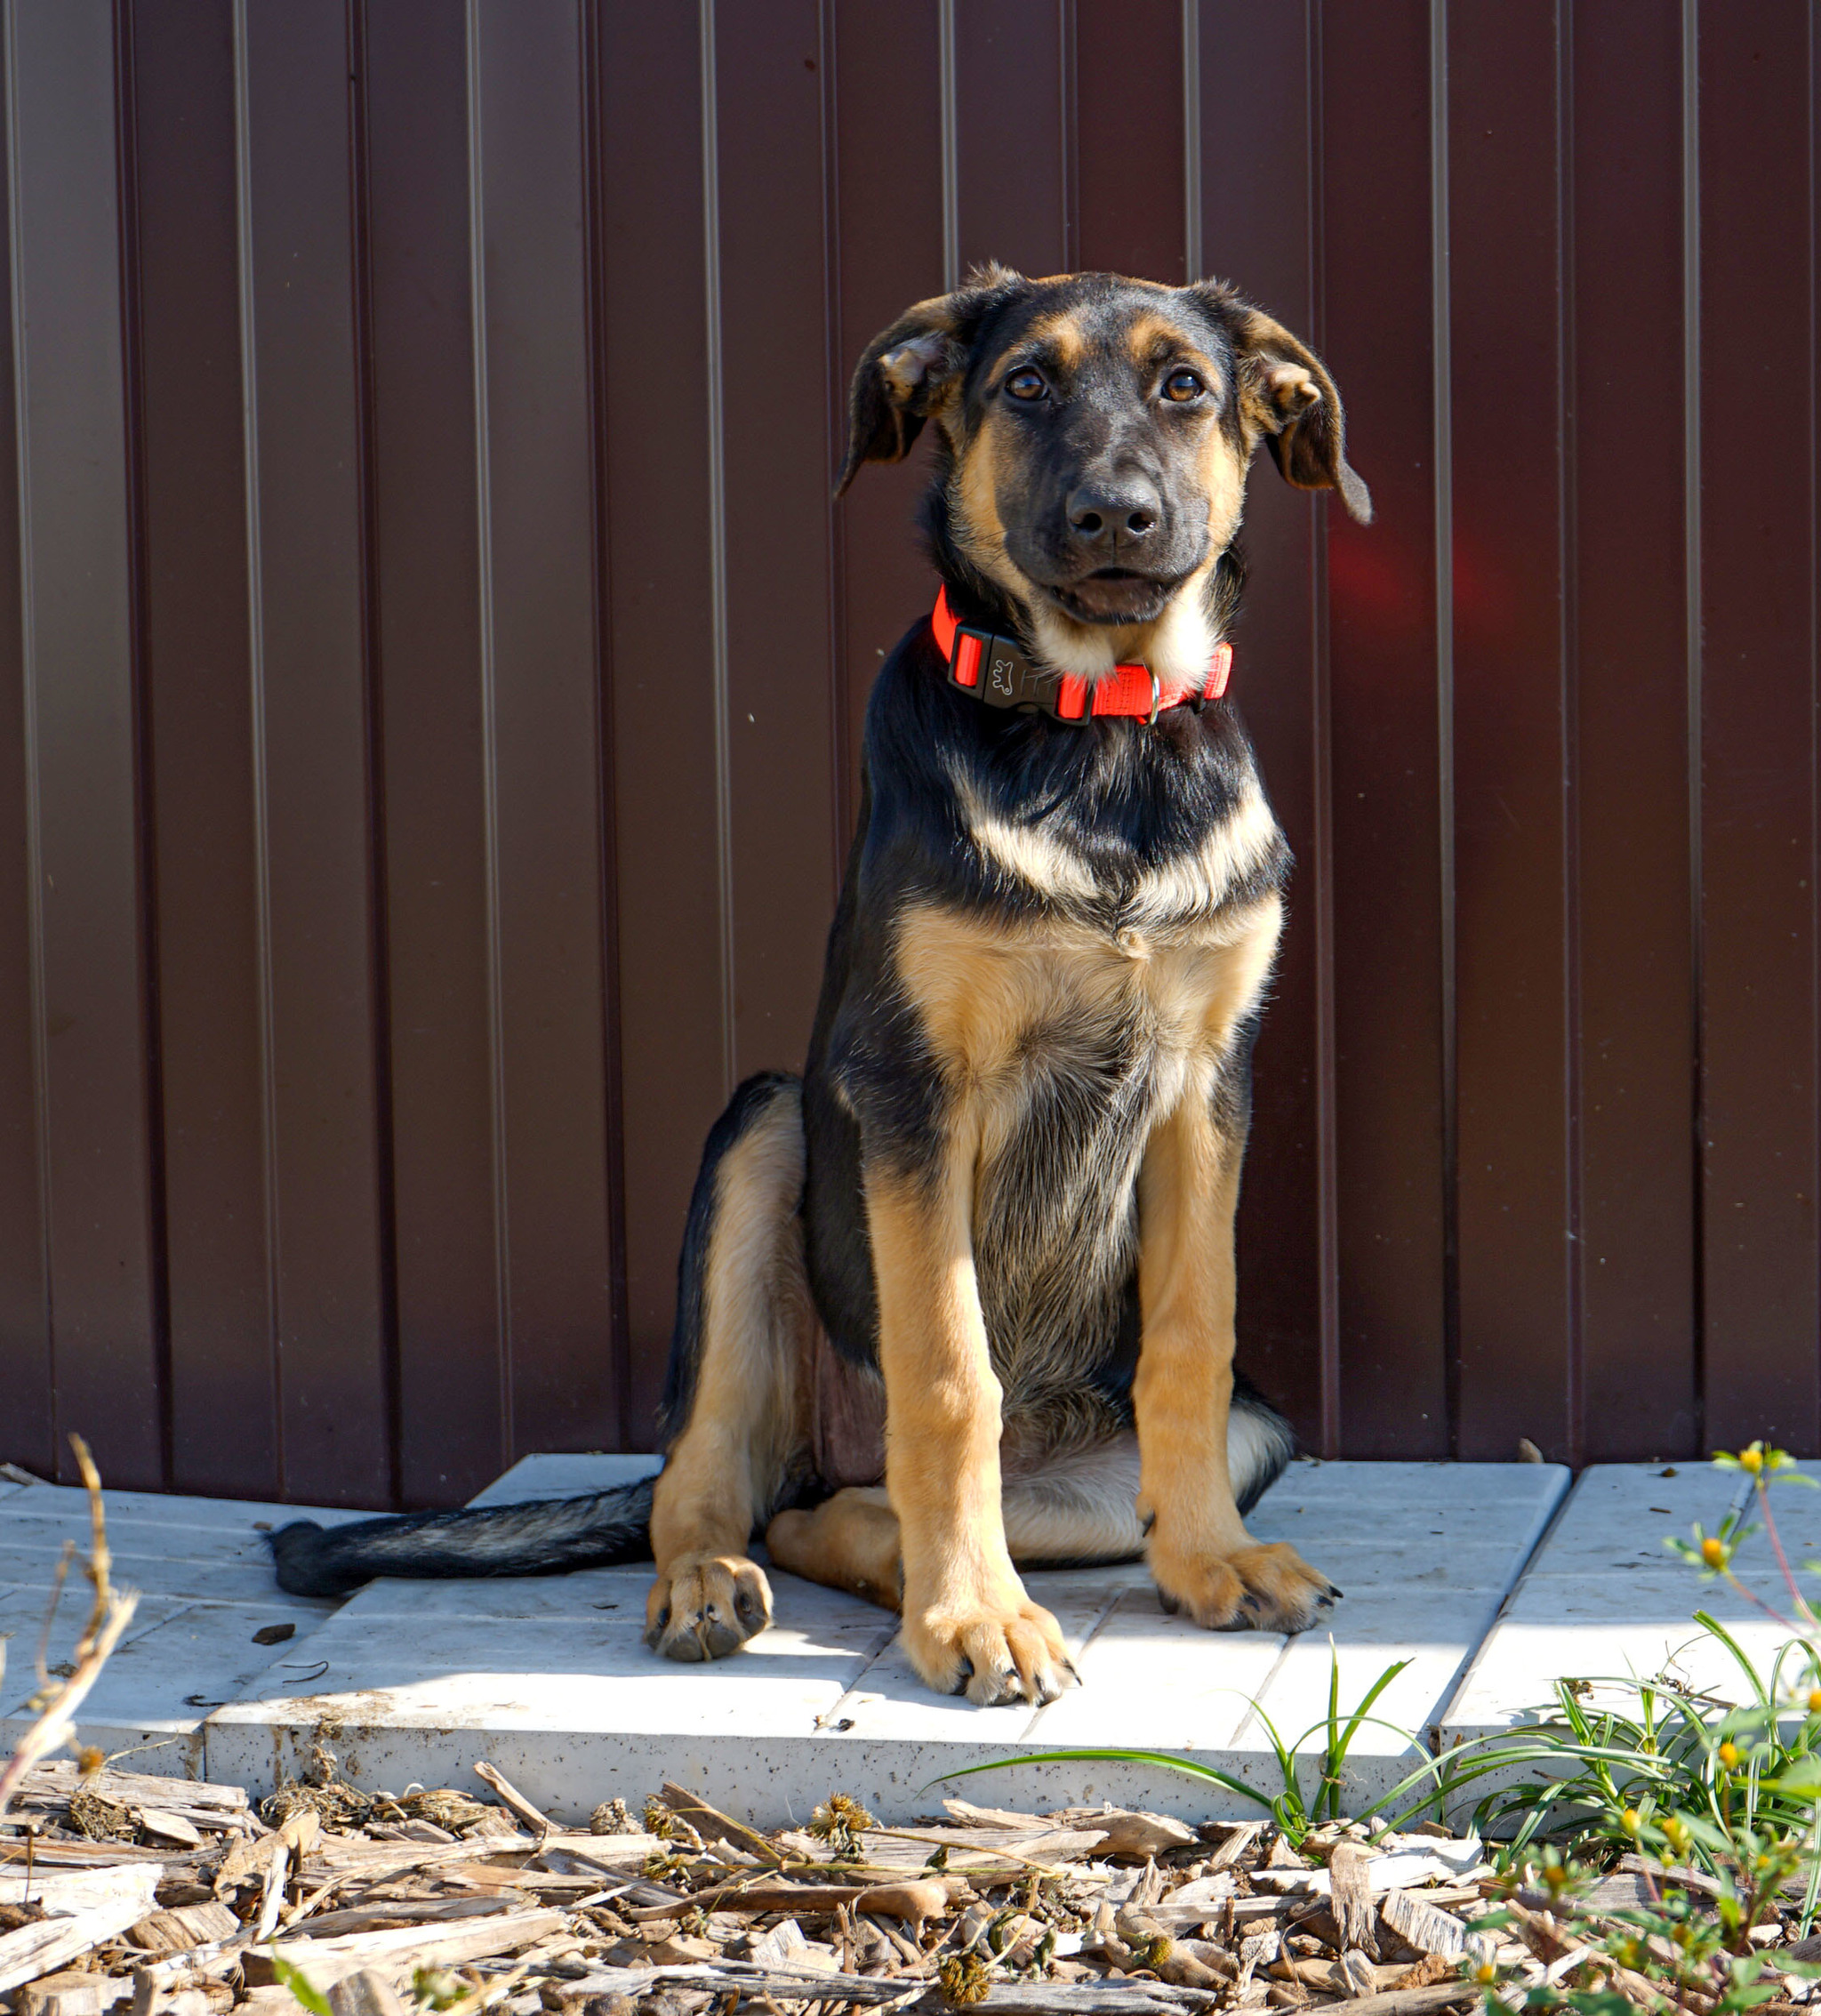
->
[1124,782,1281,929]
[647,1086,812,1651]
[983,309,1088,380]
[767,1486,902,1609]
[953,420,1015,582]
[894,893,1283,1266]
[1197,411,1248,554]
[951,773,1100,904]
[862,1116,1071,1703]
[1121,309,1220,384]
[1130,904,1329,1630]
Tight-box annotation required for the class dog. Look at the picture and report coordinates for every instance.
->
[270,265,1370,1707]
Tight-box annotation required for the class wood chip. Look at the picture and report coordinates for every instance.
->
[473,1763,552,1837]
[12,1770,248,1821]
[14,1969,135,2016]
[1072,1811,1197,1859]
[1206,1824,1265,1873]
[1328,1845,1378,1960]
[245,1907,569,1992]
[124,1902,239,1954]
[0,1865,164,1992]
[659,1781,782,1867]
[1315,1982,1473,2016]
[325,1972,410,2016]
[133,1813,202,1850]
[1377,1890,1467,1959]
[1339,1950,1380,1997]
[284,1894,523,1939]
[943,1799,1046,1830]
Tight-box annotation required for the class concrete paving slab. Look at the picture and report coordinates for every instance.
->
[1438,1462,1820,1771]
[0,1485,373,1775]
[205,1458,1568,1826]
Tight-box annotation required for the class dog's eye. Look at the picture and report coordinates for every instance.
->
[1004,366,1047,401]
[1162,369,1205,403]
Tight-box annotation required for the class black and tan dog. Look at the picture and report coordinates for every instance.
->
[271,266,1370,1707]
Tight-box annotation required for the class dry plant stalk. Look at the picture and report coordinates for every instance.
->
[0,1434,140,1820]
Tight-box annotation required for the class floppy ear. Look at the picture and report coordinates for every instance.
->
[1195,284,1373,524]
[835,265,1026,496]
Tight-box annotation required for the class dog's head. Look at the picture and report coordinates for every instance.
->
[838,267,1370,685]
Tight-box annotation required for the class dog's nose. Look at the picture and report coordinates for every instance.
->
[1065,481,1161,553]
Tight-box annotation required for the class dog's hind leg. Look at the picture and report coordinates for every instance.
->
[645,1072,815,1663]
[768,1407,1293,1602]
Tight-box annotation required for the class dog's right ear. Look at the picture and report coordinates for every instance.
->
[836,266,1025,496]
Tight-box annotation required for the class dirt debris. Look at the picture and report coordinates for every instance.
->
[2,1771,1801,2016]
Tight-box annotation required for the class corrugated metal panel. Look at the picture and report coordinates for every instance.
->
[0,0,1815,1504]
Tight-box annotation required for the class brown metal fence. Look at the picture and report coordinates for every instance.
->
[0,0,1814,1508]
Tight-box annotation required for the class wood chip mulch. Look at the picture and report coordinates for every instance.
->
[0,1756,1807,2016]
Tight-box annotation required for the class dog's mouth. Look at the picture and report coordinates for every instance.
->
[1046,568,1179,624]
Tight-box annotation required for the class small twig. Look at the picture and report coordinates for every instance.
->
[473,1763,552,1838]
[0,1435,140,1822]
[1753,1482,1821,1635]
[31,1542,76,1692]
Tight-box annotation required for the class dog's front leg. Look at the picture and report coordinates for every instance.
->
[1134,1079,1339,1634]
[867,1132,1071,1707]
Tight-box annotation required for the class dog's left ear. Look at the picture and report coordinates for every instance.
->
[836,264,1027,496]
[1195,285,1373,524]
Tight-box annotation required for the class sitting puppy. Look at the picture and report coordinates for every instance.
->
[271,265,1369,1707]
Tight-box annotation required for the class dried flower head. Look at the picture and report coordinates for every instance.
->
[809,1792,874,1859]
[939,1951,992,2004]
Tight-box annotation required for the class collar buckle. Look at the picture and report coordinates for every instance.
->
[945,622,1087,724]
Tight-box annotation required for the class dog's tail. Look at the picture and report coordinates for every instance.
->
[267,1474,656,1600]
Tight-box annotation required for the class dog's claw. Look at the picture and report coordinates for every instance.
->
[1151,1540,1337,1634]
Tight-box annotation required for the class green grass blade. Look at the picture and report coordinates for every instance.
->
[928,1748,1274,1814]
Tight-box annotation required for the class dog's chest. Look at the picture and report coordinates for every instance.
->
[894,888,1277,1147]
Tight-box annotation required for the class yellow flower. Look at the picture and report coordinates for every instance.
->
[1719,1740,1742,1769]
[1807,1689,1821,1715]
[1739,1445,1765,1474]
[1701,1536,1728,1569]
[1620,1808,1641,1835]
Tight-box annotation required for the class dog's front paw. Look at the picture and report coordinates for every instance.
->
[902,1590,1074,1706]
[1150,1538,1340,1634]
[644,1554,773,1662]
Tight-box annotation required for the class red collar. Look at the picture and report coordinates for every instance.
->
[931,585,1231,725]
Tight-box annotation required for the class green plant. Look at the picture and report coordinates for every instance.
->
[1470,1842,1806,2016]
[1426,1444,1821,2015]
[943,1446,1821,2016]
[935,1643,1417,1845]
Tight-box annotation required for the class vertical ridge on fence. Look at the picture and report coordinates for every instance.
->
[0,0,46,1479]
[4,0,161,1489]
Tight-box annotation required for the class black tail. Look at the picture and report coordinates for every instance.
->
[267,1474,656,1600]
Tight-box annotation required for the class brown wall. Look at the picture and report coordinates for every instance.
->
[0,0,1815,1507]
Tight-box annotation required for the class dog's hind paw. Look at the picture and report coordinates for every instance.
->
[644,1554,773,1662]
[1151,1539,1339,1635]
[902,1593,1075,1707]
